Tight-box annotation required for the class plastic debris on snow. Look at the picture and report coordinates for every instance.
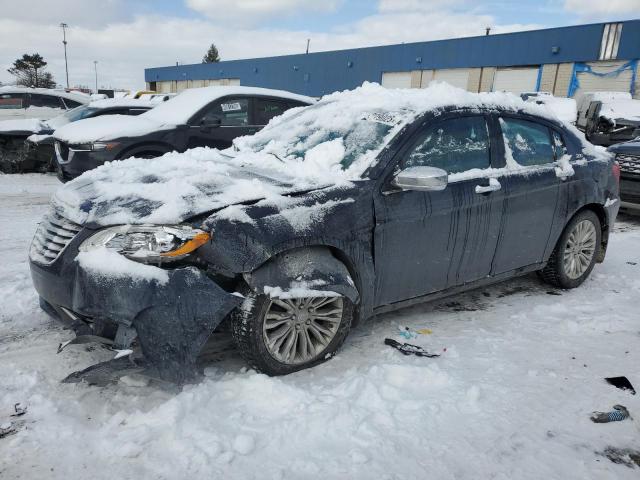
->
[384,338,441,358]
[591,405,631,423]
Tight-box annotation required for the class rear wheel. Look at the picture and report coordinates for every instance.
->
[539,210,601,289]
[231,290,353,376]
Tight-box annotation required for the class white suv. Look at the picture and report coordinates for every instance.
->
[0,87,90,121]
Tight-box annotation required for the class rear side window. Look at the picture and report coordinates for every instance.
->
[197,98,249,126]
[30,94,64,109]
[63,99,84,109]
[500,117,555,166]
[255,98,288,125]
[0,93,25,109]
[551,130,567,160]
[403,116,491,174]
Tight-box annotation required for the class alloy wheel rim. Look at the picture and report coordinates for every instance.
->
[562,219,597,280]
[262,296,343,365]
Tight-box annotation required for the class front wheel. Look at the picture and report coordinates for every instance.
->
[539,210,601,289]
[231,291,353,376]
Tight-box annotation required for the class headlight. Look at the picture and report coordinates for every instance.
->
[70,142,120,152]
[79,225,211,264]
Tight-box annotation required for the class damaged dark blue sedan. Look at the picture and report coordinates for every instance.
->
[29,83,620,383]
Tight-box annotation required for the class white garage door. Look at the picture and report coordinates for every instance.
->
[573,61,634,98]
[382,72,412,89]
[492,67,539,94]
[432,69,469,89]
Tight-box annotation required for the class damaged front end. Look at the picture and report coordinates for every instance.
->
[590,116,640,146]
[29,211,243,384]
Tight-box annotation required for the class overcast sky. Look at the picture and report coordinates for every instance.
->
[0,0,637,90]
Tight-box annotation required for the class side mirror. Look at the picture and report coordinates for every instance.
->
[392,166,448,192]
[201,118,221,129]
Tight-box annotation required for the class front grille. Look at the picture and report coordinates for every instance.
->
[30,210,82,265]
[616,153,640,175]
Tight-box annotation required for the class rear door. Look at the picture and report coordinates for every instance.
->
[186,96,257,150]
[373,112,505,305]
[491,115,566,274]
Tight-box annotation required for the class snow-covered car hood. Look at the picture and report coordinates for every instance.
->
[53,114,168,144]
[51,148,337,227]
[608,138,640,154]
[0,117,50,136]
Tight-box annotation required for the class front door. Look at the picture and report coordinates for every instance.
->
[373,113,505,306]
[490,115,565,274]
[187,96,258,150]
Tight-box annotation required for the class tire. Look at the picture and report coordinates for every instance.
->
[539,209,601,289]
[231,289,353,376]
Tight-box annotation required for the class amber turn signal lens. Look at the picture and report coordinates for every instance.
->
[160,232,211,257]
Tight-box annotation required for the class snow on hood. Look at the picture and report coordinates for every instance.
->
[599,100,640,123]
[53,114,165,144]
[0,117,48,135]
[52,82,582,227]
[51,148,339,227]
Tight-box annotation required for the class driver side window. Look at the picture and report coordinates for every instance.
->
[199,98,249,126]
[403,116,491,174]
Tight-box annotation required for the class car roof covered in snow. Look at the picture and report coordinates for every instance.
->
[87,98,156,110]
[0,86,91,104]
[141,86,317,125]
[53,86,316,144]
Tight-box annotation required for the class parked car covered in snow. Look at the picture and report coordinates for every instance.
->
[0,98,154,173]
[30,83,619,384]
[575,92,631,129]
[582,98,640,146]
[53,86,315,181]
[608,139,640,206]
[0,86,89,121]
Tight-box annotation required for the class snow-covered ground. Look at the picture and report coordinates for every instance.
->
[1,173,639,479]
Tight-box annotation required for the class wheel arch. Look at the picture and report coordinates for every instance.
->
[116,141,174,160]
[568,203,609,263]
[242,245,361,305]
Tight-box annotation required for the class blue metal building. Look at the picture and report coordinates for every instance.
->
[145,20,640,98]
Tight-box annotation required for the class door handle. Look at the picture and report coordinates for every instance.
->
[475,179,501,194]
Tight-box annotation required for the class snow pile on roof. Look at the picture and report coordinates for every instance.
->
[599,99,640,122]
[0,118,47,135]
[531,97,577,124]
[88,98,156,109]
[142,86,316,126]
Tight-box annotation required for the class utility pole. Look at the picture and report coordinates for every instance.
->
[60,23,69,88]
[306,38,310,54]
[94,61,98,92]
